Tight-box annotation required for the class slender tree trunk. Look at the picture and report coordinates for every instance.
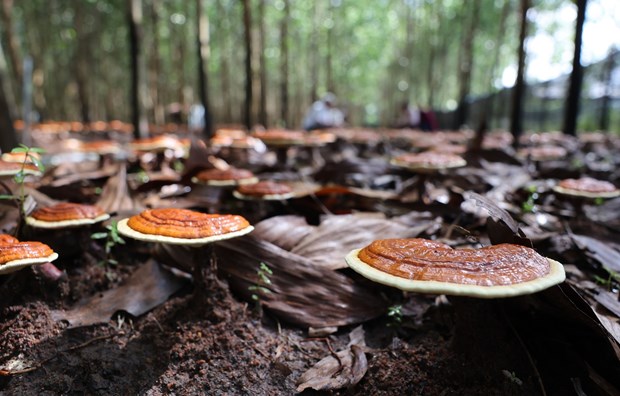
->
[196,0,212,139]
[309,2,319,103]
[216,0,232,123]
[485,0,511,129]
[510,0,530,148]
[150,0,164,125]
[599,50,615,132]
[242,0,253,130]
[0,40,17,151]
[258,0,267,127]
[562,0,587,136]
[455,0,481,128]
[326,2,334,94]
[128,0,148,138]
[1,0,22,98]
[280,0,289,127]
[74,2,91,124]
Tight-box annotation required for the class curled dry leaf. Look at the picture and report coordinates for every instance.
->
[296,326,367,392]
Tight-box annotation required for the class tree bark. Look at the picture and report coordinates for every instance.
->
[455,0,481,128]
[216,0,232,123]
[309,2,319,103]
[242,0,253,130]
[562,0,587,136]
[74,1,91,124]
[258,0,267,127]
[0,39,18,152]
[127,0,148,139]
[1,0,22,99]
[326,1,334,94]
[510,0,531,149]
[599,50,615,132]
[149,0,164,125]
[196,0,212,139]
[279,0,289,127]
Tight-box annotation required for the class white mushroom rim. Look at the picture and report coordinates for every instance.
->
[390,158,467,172]
[552,185,620,199]
[0,253,59,275]
[232,190,297,201]
[191,176,259,187]
[116,218,254,246]
[345,248,566,299]
[25,214,111,229]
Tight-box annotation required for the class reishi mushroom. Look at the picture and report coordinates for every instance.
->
[345,238,565,298]
[192,167,259,187]
[26,202,110,229]
[345,238,566,358]
[117,208,253,305]
[0,234,59,275]
[552,177,620,199]
[233,180,295,201]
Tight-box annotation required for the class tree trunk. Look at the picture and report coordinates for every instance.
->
[599,50,615,132]
[216,0,232,123]
[149,0,164,125]
[242,0,253,130]
[258,0,267,127]
[0,39,18,152]
[196,0,212,139]
[309,2,319,103]
[326,2,334,94]
[485,0,511,129]
[455,0,481,128]
[279,0,289,127]
[74,1,91,124]
[510,0,531,149]
[1,0,22,102]
[562,0,587,137]
[127,0,148,139]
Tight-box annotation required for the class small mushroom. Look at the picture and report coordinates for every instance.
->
[233,180,296,201]
[25,202,110,229]
[552,177,620,199]
[117,208,253,307]
[192,167,259,187]
[0,235,59,275]
[0,160,42,178]
[390,151,467,172]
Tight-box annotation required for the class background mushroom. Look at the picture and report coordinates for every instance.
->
[0,236,58,275]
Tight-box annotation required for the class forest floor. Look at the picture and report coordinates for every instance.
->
[1,130,619,395]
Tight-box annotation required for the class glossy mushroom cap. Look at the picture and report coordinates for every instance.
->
[0,234,19,244]
[345,238,565,298]
[192,168,259,186]
[26,203,110,228]
[519,146,567,161]
[253,130,305,145]
[553,177,620,199]
[117,208,253,246]
[234,180,295,200]
[0,239,58,275]
[0,160,42,177]
[391,151,467,171]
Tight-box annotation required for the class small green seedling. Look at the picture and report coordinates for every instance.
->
[387,304,403,328]
[248,262,273,314]
[522,185,538,214]
[91,220,126,267]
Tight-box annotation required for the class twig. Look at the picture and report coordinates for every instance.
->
[0,333,119,376]
[302,337,343,370]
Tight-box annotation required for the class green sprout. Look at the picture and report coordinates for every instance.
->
[521,185,538,214]
[91,220,126,267]
[0,145,46,235]
[248,262,273,314]
[386,304,403,328]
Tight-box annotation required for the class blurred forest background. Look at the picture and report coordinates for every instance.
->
[0,0,618,134]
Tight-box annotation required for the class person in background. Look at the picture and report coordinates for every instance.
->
[420,106,438,131]
[395,101,421,129]
[302,93,345,131]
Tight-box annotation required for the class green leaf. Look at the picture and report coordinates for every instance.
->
[91,232,109,239]
[30,156,45,172]
[13,172,25,184]
[11,147,27,153]
[0,194,16,200]
[28,147,45,154]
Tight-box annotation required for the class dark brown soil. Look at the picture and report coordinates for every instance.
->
[1,256,543,396]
